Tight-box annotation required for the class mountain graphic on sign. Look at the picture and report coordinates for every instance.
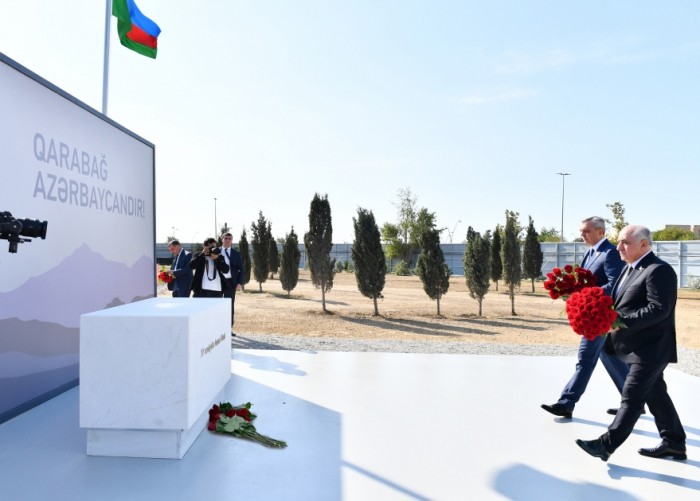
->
[0,244,154,328]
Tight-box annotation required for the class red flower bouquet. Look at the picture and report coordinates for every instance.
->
[565,287,625,340]
[207,402,286,448]
[543,264,596,300]
[157,265,172,284]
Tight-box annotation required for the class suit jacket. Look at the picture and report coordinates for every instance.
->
[189,249,231,293]
[220,246,245,286]
[582,238,625,297]
[170,249,193,293]
[605,252,678,364]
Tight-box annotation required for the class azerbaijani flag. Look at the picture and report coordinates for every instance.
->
[112,0,161,59]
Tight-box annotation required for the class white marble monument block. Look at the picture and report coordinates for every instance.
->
[80,297,231,459]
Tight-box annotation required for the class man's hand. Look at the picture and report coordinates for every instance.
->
[210,251,219,259]
[236,284,242,291]
[610,326,620,333]
[166,270,174,276]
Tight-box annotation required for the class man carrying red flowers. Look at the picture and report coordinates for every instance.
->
[541,216,628,419]
[576,225,686,462]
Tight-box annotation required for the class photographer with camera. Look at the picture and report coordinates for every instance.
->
[189,237,230,298]
[1,211,48,253]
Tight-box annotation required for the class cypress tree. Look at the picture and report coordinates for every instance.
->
[239,229,251,291]
[490,225,503,291]
[279,228,301,296]
[414,227,451,315]
[251,211,270,292]
[351,208,387,316]
[268,222,280,278]
[522,216,544,292]
[501,211,522,315]
[463,227,491,316]
[304,193,335,312]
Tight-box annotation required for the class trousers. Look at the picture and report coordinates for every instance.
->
[601,362,686,452]
[557,334,629,410]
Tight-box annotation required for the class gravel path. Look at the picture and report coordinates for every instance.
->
[232,333,700,379]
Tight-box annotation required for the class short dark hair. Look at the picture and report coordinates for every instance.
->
[205,237,216,245]
[169,240,180,247]
[223,232,233,238]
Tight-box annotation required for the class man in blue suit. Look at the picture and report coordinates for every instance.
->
[220,232,245,333]
[167,240,193,297]
[542,216,629,418]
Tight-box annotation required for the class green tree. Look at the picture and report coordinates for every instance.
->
[463,227,491,316]
[653,227,698,241]
[538,226,562,242]
[605,202,628,244]
[490,225,503,291]
[414,226,451,315]
[501,211,522,315]
[239,229,251,291]
[279,228,301,296]
[522,216,544,292]
[251,212,270,292]
[352,208,387,316]
[268,222,280,278]
[304,193,336,312]
[216,223,231,246]
[380,188,437,267]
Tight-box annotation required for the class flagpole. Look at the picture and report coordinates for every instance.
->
[102,0,113,116]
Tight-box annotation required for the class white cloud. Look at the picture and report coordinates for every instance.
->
[494,49,576,74]
[605,51,661,65]
[351,157,411,168]
[456,88,538,105]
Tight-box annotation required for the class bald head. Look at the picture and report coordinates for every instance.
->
[617,225,652,263]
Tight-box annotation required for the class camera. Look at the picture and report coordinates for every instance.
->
[0,211,48,253]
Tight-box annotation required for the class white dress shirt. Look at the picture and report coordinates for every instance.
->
[221,246,233,279]
[586,237,608,264]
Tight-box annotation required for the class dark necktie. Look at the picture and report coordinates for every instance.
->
[225,248,231,262]
[615,265,634,297]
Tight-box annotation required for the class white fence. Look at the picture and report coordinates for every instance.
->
[157,241,700,287]
[541,241,700,288]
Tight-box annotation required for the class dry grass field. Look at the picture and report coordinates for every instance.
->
[160,271,700,350]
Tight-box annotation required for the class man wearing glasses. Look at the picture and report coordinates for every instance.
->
[220,232,245,334]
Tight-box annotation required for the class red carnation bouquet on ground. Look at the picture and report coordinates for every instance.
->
[543,264,596,300]
[565,287,626,340]
[157,265,172,284]
[207,402,287,449]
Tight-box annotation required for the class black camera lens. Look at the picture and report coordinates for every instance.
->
[18,218,48,239]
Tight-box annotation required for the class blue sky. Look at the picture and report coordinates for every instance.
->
[1,1,698,243]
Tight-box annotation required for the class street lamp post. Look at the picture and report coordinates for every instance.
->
[447,220,461,244]
[191,231,199,244]
[556,173,571,242]
[214,198,218,239]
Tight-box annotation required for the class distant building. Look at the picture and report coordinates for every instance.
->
[663,225,700,238]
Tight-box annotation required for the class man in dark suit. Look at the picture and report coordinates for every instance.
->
[220,232,245,332]
[189,237,230,298]
[167,240,193,297]
[576,225,686,461]
[542,217,628,418]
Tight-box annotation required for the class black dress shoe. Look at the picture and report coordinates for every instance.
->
[576,439,612,462]
[541,403,572,418]
[607,407,646,415]
[639,442,687,460]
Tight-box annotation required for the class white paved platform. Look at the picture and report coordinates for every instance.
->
[0,350,698,500]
